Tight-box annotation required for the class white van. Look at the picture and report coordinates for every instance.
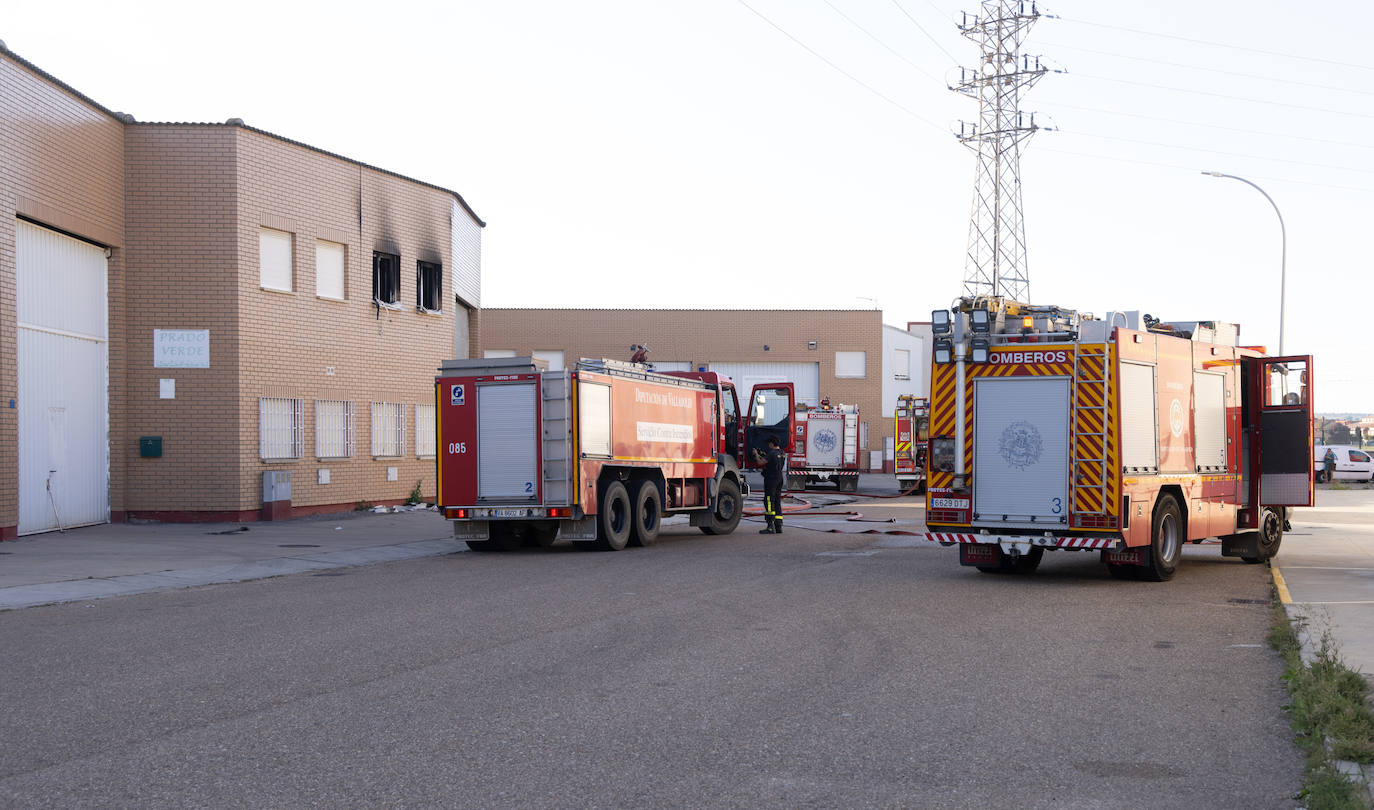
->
[1314,444,1374,482]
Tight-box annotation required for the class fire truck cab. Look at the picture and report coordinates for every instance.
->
[923,298,1314,581]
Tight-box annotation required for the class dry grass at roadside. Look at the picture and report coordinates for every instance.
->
[1270,601,1374,809]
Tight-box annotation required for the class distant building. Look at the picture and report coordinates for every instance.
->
[0,43,482,537]
[478,308,931,470]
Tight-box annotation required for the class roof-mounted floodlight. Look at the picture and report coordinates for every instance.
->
[934,338,953,364]
[970,307,991,334]
[931,310,952,335]
[970,338,990,364]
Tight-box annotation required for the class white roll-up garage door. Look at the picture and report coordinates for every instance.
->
[478,382,538,501]
[17,220,109,534]
[973,377,1070,523]
[706,362,820,407]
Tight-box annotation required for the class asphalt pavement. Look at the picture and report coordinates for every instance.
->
[1,474,1370,678]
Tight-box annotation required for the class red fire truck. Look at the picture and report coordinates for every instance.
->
[894,394,929,493]
[435,356,795,551]
[923,298,1313,581]
[787,401,860,491]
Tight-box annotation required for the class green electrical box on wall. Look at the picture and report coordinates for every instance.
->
[139,436,162,458]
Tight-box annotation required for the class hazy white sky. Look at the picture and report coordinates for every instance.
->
[6,0,1371,410]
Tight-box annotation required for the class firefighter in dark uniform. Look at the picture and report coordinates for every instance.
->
[756,435,787,534]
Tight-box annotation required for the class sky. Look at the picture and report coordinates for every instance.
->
[5,0,1371,411]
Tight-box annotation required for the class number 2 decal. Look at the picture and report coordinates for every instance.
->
[1051,498,1063,514]
[525,482,534,493]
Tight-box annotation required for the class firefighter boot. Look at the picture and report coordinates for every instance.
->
[773,518,782,534]
[758,523,775,534]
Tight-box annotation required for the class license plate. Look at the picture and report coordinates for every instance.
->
[930,498,970,510]
[494,508,528,518]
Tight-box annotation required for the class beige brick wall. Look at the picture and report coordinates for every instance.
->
[123,125,241,512]
[478,308,891,452]
[233,128,458,510]
[0,52,126,535]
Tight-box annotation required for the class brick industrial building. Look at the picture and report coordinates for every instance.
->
[1,43,482,537]
[478,309,930,470]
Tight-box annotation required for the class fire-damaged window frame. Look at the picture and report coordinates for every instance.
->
[416,259,443,313]
[372,250,402,310]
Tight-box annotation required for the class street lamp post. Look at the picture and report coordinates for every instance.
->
[1203,171,1287,355]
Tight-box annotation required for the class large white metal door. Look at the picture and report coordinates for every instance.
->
[17,220,109,534]
[708,362,819,407]
[973,377,1070,524]
[477,382,538,501]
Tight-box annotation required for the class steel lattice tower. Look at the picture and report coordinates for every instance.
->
[954,1,1046,302]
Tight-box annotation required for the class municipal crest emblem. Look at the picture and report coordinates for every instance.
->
[999,420,1043,470]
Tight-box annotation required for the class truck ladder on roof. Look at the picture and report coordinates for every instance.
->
[541,371,573,506]
[1071,343,1113,520]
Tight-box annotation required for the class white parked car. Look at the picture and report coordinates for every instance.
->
[1314,444,1374,482]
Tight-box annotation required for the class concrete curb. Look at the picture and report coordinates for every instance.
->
[0,537,465,611]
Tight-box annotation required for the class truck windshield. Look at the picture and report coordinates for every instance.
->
[753,388,791,427]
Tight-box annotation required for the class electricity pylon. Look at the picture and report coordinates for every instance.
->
[953,1,1046,302]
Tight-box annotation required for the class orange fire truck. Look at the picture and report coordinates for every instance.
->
[435,356,795,551]
[787,400,860,492]
[894,394,929,493]
[923,298,1313,581]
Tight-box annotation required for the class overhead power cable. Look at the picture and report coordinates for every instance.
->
[820,0,943,86]
[1039,102,1374,152]
[1049,15,1374,73]
[1033,147,1374,195]
[888,0,961,65]
[1055,130,1374,176]
[1040,40,1374,98]
[1064,72,1374,121]
[734,0,945,131]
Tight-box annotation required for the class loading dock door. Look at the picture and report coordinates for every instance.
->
[16,220,110,534]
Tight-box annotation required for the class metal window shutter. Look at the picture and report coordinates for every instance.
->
[478,382,538,500]
[578,381,612,457]
[1120,363,1158,470]
[972,377,1070,521]
[259,228,292,291]
[1193,373,1226,469]
[315,240,345,299]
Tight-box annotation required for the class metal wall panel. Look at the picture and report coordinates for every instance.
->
[16,221,109,534]
[478,383,538,500]
[707,361,819,407]
[451,200,482,307]
[1120,363,1158,470]
[1193,372,1226,469]
[972,377,1070,522]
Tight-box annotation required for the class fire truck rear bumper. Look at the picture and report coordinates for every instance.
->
[925,532,1121,551]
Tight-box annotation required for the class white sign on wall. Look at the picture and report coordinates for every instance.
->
[154,329,210,368]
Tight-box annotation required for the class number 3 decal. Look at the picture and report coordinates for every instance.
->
[1051,498,1063,514]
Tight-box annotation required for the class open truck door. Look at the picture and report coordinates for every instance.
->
[744,383,796,467]
[1248,355,1314,508]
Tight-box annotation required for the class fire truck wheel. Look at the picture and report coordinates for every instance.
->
[487,523,524,552]
[629,481,663,547]
[1243,508,1284,564]
[1142,495,1183,581]
[977,547,1043,574]
[591,481,632,551]
[700,477,743,535]
[528,523,559,548]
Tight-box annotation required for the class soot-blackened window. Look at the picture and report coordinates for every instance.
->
[373,251,401,306]
[417,260,442,313]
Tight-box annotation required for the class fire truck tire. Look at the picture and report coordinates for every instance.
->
[528,523,559,548]
[629,481,663,547]
[1142,495,1183,581]
[700,477,743,536]
[1243,507,1284,564]
[592,481,632,551]
[977,547,1044,574]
